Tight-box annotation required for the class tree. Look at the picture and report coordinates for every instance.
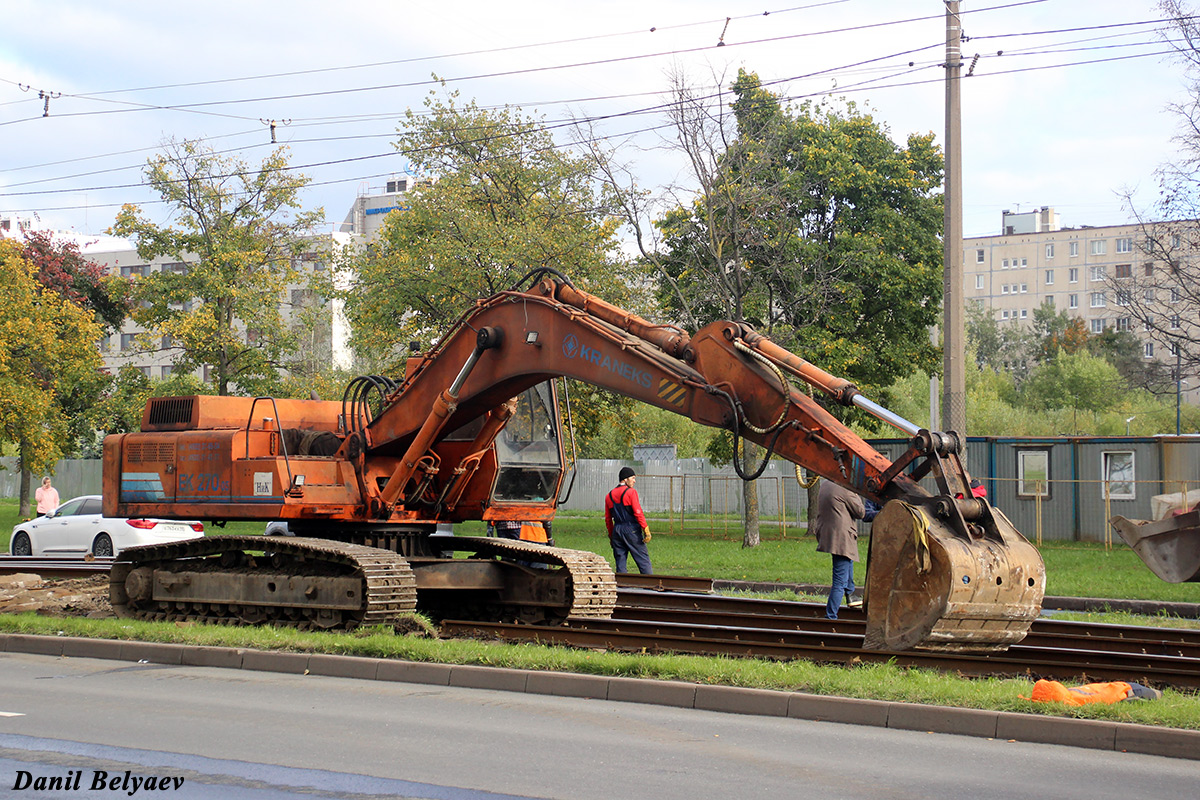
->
[0,240,104,514]
[16,230,128,507]
[110,139,323,395]
[1031,299,1089,362]
[339,86,633,457]
[1020,351,1125,432]
[647,70,943,546]
[340,85,624,360]
[1110,2,1200,395]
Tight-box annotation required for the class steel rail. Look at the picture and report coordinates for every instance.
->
[440,617,1200,689]
[0,556,112,579]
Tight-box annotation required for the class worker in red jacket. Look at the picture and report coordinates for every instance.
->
[605,467,653,574]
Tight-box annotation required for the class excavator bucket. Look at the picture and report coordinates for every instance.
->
[863,499,1045,652]
[1110,509,1200,583]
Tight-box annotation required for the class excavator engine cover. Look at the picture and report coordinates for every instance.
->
[1110,509,1200,583]
[864,498,1045,652]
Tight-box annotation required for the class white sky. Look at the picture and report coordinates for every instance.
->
[0,0,1190,241]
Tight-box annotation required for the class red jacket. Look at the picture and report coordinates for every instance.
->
[605,485,648,535]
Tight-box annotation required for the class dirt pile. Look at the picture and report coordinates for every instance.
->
[0,574,113,618]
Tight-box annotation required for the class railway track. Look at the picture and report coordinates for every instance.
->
[5,558,1199,688]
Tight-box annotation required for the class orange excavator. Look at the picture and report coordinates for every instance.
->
[103,272,1046,651]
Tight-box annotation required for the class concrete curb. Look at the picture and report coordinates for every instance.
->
[3,633,1197,761]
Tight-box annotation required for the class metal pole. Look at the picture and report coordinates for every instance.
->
[942,1,967,436]
[1177,348,1183,436]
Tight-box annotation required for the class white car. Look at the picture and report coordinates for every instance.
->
[9,495,204,558]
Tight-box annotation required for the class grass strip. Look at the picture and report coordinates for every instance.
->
[2,613,1197,731]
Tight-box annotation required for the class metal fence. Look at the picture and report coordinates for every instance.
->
[0,458,102,502]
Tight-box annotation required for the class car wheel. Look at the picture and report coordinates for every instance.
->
[11,532,32,556]
[92,533,114,558]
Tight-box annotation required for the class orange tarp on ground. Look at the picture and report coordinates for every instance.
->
[1028,679,1132,706]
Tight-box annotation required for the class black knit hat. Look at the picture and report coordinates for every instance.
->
[618,466,635,482]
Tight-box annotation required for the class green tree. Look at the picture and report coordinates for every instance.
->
[1031,299,1089,362]
[340,86,632,457]
[341,86,624,360]
[967,299,1035,380]
[0,240,104,515]
[110,139,323,395]
[1020,351,1125,432]
[650,70,943,546]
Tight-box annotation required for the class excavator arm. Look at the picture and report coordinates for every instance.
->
[363,275,1045,651]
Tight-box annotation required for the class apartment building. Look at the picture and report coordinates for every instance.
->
[962,206,1197,398]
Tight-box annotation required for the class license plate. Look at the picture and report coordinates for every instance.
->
[157,524,190,535]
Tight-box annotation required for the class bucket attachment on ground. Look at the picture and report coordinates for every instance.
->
[1110,509,1200,583]
[864,498,1045,652]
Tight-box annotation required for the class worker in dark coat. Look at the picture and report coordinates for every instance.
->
[811,480,878,619]
[605,466,652,574]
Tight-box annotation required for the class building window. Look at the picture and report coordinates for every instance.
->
[1070,241,1080,257]
[1046,243,1055,259]
[1017,450,1050,497]
[1102,451,1135,500]
[1002,259,1009,269]
[1020,283,1028,293]
[975,275,984,290]
[1172,234,1182,248]
[160,365,174,378]
[1171,288,1182,302]
[1171,315,1181,329]
[98,336,111,353]
[1090,292,1106,308]
[1116,317,1130,331]
[1171,342,1181,357]
[1001,284,1009,294]
[1020,257,1028,267]
[1115,263,1132,278]
[1001,310,1010,320]
[1091,240,1107,255]
[1116,237,1133,254]
[1020,309,1028,319]
[1045,295,1055,308]
[976,249,985,263]
[138,367,152,378]
[1090,318,1105,333]
[120,333,136,351]
[1144,262,1155,276]
[161,334,173,349]
[1116,290,1131,306]
[1045,270,1054,285]
[1144,316,1155,330]
[162,262,188,275]
[1144,342,1154,359]
[1069,268,1079,283]
[1089,266,1106,281]
[1068,294,1078,309]
[120,265,148,278]
[1144,289,1156,302]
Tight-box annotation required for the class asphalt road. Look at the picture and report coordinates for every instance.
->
[0,652,1195,800]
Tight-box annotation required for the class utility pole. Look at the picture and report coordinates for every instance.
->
[942,1,967,436]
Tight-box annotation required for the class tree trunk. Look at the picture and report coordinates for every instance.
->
[17,439,33,518]
[741,438,761,548]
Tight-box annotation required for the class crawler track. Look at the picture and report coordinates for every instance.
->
[109,536,417,629]
[440,536,617,619]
